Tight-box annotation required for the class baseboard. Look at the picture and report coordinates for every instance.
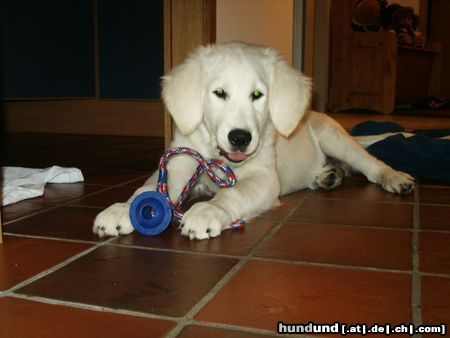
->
[4,99,165,137]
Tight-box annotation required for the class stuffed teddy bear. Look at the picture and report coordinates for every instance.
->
[352,0,388,32]
[386,4,425,47]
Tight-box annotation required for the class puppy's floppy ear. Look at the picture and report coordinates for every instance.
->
[269,55,312,137]
[162,53,205,135]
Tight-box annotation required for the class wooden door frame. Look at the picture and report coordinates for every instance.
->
[163,0,216,146]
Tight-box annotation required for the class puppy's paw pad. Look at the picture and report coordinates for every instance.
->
[93,203,134,237]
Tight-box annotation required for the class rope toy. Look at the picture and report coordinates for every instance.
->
[130,147,245,236]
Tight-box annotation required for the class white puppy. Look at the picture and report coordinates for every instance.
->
[93,42,414,240]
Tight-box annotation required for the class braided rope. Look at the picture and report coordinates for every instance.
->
[156,147,245,231]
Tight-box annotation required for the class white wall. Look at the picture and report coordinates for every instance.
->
[216,0,294,64]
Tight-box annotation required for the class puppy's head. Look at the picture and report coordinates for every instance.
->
[162,42,311,164]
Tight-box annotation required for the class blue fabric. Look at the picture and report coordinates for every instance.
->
[351,120,405,136]
[351,121,450,183]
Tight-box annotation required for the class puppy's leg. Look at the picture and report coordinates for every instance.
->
[354,132,415,148]
[314,161,345,190]
[181,166,280,240]
[93,155,199,237]
[310,113,414,194]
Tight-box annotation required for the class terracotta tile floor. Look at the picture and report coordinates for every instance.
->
[1,131,450,337]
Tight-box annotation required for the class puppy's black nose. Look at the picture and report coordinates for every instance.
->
[228,129,252,148]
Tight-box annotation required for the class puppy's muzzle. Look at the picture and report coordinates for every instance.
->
[217,128,253,163]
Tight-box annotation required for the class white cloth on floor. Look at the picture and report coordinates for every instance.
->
[2,166,84,206]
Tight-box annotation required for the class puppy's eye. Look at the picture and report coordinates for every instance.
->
[213,88,227,99]
[251,90,264,101]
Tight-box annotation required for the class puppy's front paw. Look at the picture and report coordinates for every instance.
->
[180,202,230,240]
[380,169,415,195]
[93,203,134,237]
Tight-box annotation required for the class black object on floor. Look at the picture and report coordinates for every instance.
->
[352,121,450,183]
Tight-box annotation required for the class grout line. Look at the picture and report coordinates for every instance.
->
[189,320,317,337]
[417,202,450,207]
[420,271,450,280]
[2,185,118,226]
[247,193,312,256]
[284,220,418,232]
[115,173,151,187]
[411,187,422,333]
[312,195,414,205]
[2,172,148,226]
[419,184,450,189]
[108,240,450,279]
[2,232,103,245]
[251,256,413,275]
[110,242,243,260]
[3,205,61,226]
[8,293,179,323]
[50,204,105,210]
[165,255,250,337]
[2,237,116,294]
[418,228,450,234]
[164,192,312,338]
[102,240,450,278]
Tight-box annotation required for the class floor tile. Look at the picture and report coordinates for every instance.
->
[115,219,276,256]
[1,200,54,222]
[178,325,270,338]
[69,187,136,208]
[82,169,148,186]
[310,182,413,203]
[121,175,151,188]
[291,198,413,228]
[0,297,174,338]
[0,236,92,291]
[420,204,450,231]
[196,260,411,331]
[422,276,450,328]
[419,186,450,205]
[17,245,238,317]
[420,231,450,275]
[255,222,412,270]
[256,190,309,220]
[4,206,105,242]
[33,183,104,205]
[1,184,103,223]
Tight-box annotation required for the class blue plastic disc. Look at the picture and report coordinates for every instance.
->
[129,191,173,236]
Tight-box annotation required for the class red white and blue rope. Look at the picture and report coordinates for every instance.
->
[156,147,245,230]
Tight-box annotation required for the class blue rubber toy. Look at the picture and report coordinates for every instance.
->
[129,191,173,236]
[129,147,244,236]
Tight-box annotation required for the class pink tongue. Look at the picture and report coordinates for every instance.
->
[228,152,248,162]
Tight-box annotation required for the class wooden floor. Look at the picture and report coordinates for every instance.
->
[330,111,450,131]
